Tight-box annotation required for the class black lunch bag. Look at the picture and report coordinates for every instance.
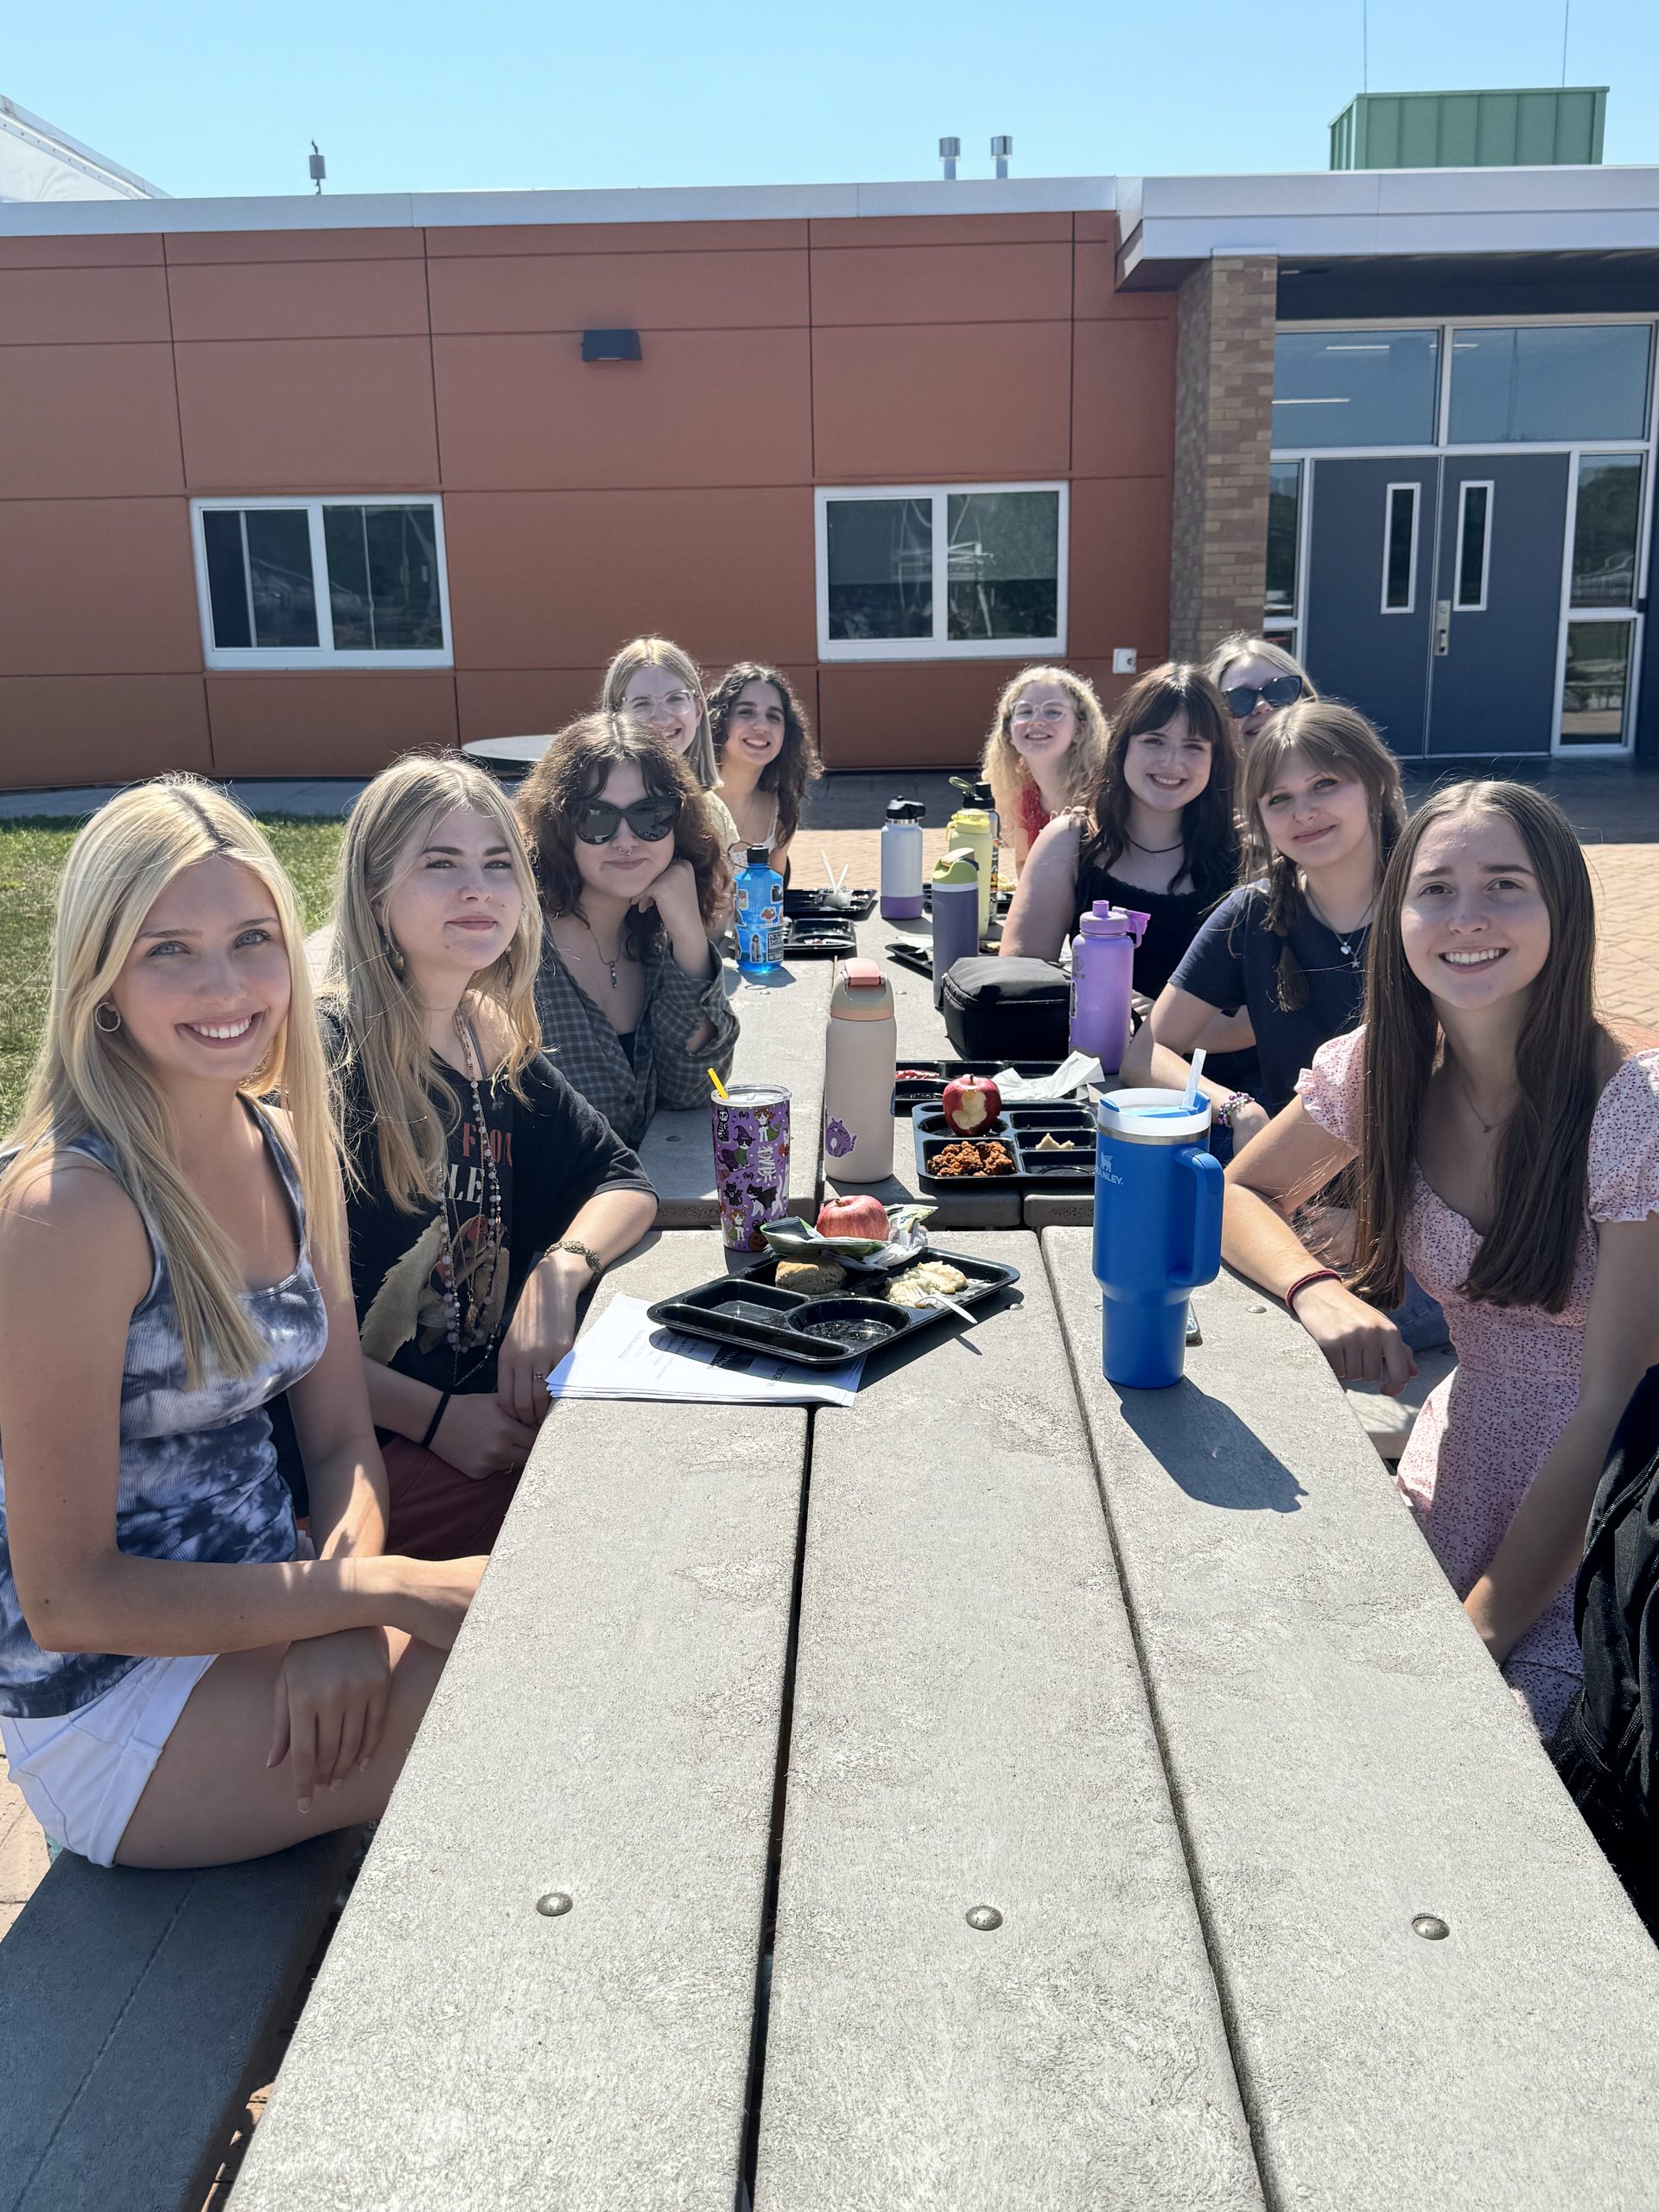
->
[1550,1363,1659,1933]
[939,956,1071,1062]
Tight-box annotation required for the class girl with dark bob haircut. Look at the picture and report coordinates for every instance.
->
[707,661,822,878]
[517,714,736,1147]
[1223,779,1659,1734]
[1001,661,1240,1006]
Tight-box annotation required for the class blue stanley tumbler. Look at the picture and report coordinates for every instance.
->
[1092,1087,1224,1388]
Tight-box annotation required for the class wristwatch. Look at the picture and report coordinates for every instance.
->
[554,1237,603,1281]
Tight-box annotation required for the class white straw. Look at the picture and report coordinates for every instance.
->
[836,861,849,892]
[821,849,837,888]
[1182,1047,1206,1112]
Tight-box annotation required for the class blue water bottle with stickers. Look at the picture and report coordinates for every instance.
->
[734,844,784,976]
[1092,1087,1224,1388]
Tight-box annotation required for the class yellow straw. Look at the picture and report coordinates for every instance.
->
[709,1067,729,1101]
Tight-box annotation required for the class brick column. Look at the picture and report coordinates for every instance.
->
[1167,256,1278,665]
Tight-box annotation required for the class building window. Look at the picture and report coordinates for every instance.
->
[1448,325,1652,445]
[1560,620,1636,746]
[816,484,1065,660]
[1265,461,1302,620]
[1381,482,1419,613]
[191,497,452,671]
[1571,454,1643,607]
[1452,481,1492,611]
[1271,330,1440,449]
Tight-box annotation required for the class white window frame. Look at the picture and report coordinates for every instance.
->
[814,481,1068,662]
[1380,481,1420,614]
[190,494,454,671]
[1452,479,1494,612]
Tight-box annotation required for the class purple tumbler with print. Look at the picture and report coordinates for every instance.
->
[1070,902,1150,1076]
[711,1084,792,1252]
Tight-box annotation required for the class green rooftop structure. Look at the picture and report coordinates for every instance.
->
[1330,86,1607,170]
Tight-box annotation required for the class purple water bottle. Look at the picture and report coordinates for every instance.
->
[1070,903,1149,1074]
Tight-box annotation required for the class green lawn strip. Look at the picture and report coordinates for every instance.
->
[0,816,345,1132]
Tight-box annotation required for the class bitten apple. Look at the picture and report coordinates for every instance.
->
[940,1074,1001,1135]
[816,1194,891,1240]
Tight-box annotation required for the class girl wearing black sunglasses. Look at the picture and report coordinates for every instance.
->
[517,715,737,1147]
[1204,632,1316,748]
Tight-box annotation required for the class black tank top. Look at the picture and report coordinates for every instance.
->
[1072,859,1208,1004]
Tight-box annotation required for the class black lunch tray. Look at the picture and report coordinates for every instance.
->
[645,1247,1021,1370]
[784,887,877,921]
[912,1102,1096,1191]
[892,1058,1075,1115]
[781,917,857,959]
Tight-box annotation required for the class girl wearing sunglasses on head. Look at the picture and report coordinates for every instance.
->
[1204,632,1317,749]
[317,755,657,1560]
[518,715,737,1147]
[980,664,1108,874]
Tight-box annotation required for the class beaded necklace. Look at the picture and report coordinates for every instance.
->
[435,1008,505,1377]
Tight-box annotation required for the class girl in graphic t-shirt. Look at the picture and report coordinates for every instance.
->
[322,754,658,1560]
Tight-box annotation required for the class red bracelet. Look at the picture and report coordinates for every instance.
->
[1284,1268,1342,1315]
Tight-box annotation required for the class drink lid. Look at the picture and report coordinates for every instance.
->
[744,844,772,866]
[886,798,925,822]
[842,958,884,988]
[1096,1086,1211,1142]
[931,849,978,885]
[947,808,991,836]
[1078,901,1150,943]
[830,957,894,1020]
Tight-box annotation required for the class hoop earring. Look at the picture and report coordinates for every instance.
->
[94,1002,123,1034]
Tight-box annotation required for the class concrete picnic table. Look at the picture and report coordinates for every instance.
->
[231,1230,1659,2210]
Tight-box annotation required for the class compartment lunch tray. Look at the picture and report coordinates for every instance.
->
[892,1058,1076,1115]
[783,887,877,921]
[645,1247,1021,1370]
[912,1102,1096,1191]
[781,917,856,959]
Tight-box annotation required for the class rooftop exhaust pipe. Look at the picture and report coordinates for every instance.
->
[991,135,1012,179]
[938,136,960,180]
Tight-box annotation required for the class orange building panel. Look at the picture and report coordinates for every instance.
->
[175,336,441,491]
[204,671,460,778]
[0,675,212,785]
[1067,474,1173,663]
[809,241,1072,327]
[426,247,809,334]
[442,486,817,671]
[163,227,425,264]
[424,219,809,257]
[0,499,200,677]
[812,321,1070,481]
[0,232,164,268]
[817,658,1039,770]
[807,213,1072,248]
[0,264,172,345]
[166,257,432,341]
[0,343,183,498]
[1073,213,1119,245]
[1071,315,1178,478]
[433,327,812,492]
[454,668,607,745]
[1072,242,1173,321]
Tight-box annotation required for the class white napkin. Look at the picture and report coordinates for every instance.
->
[990,1051,1103,1103]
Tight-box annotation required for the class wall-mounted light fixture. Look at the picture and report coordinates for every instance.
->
[582,328,642,362]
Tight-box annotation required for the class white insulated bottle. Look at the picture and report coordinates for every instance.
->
[822,957,897,1185]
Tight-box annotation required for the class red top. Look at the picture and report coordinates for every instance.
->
[1018,782,1052,849]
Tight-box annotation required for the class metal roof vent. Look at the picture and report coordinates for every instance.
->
[938,136,960,180]
[991,135,1012,179]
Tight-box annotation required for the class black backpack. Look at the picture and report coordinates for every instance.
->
[1550,1363,1659,1933]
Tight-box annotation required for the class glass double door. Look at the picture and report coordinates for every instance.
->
[1303,453,1570,757]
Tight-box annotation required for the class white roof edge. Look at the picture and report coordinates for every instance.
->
[0,172,1116,238]
[0,95,168,200]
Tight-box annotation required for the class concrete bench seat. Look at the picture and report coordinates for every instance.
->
[1041,1231,1659,2209]
[0,1829,359,2212]
[230,1233,806,2209]
[755,1230,1261,2210]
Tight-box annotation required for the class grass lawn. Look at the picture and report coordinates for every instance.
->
[0,817,346,1131]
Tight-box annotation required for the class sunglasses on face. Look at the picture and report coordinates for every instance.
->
[572,794,682,846]
[1224,674,1302,718]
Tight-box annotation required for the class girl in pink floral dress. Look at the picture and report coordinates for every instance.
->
[1222,780,1659,1732]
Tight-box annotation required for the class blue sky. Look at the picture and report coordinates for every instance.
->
[9,0,1659,201]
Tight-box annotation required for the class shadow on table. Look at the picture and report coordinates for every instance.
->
[1111,1379,1307,1516]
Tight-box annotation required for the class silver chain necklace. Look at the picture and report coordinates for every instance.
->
[565,911,625,990]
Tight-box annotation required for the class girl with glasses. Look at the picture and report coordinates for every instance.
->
[600,637,744,864]
[707,661,822,883]
[1001,664,1240,1014]
[518,715,737,1147]
[1204,632,1317,749]
[981,664,1108,874]
[316,756,657,1560]
[0,779,482,1868]
[1222,782,1659,1734]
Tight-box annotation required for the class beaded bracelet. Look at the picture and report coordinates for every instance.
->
[421,1390,452,1451]
[1284,1268,1342,1316]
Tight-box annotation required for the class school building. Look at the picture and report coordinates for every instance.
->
[3,162,1658,785]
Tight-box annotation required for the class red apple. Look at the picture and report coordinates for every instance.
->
[816,1194,891,1241]
[941,1074,1001,1135]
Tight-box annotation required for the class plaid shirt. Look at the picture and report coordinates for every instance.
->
[533,932,738,1149]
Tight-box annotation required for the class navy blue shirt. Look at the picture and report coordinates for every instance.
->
[1168,882,1368,1116]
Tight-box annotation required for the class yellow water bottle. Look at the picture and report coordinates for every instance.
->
[944,804,995,945]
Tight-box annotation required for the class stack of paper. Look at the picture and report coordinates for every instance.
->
[544,1295,862,1408]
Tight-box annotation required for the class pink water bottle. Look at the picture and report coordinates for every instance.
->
[1070,903,1149,1075]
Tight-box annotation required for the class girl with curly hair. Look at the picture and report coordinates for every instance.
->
[518,715,737,1147]
[708,661,822,880]
[980,664,1108,873]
